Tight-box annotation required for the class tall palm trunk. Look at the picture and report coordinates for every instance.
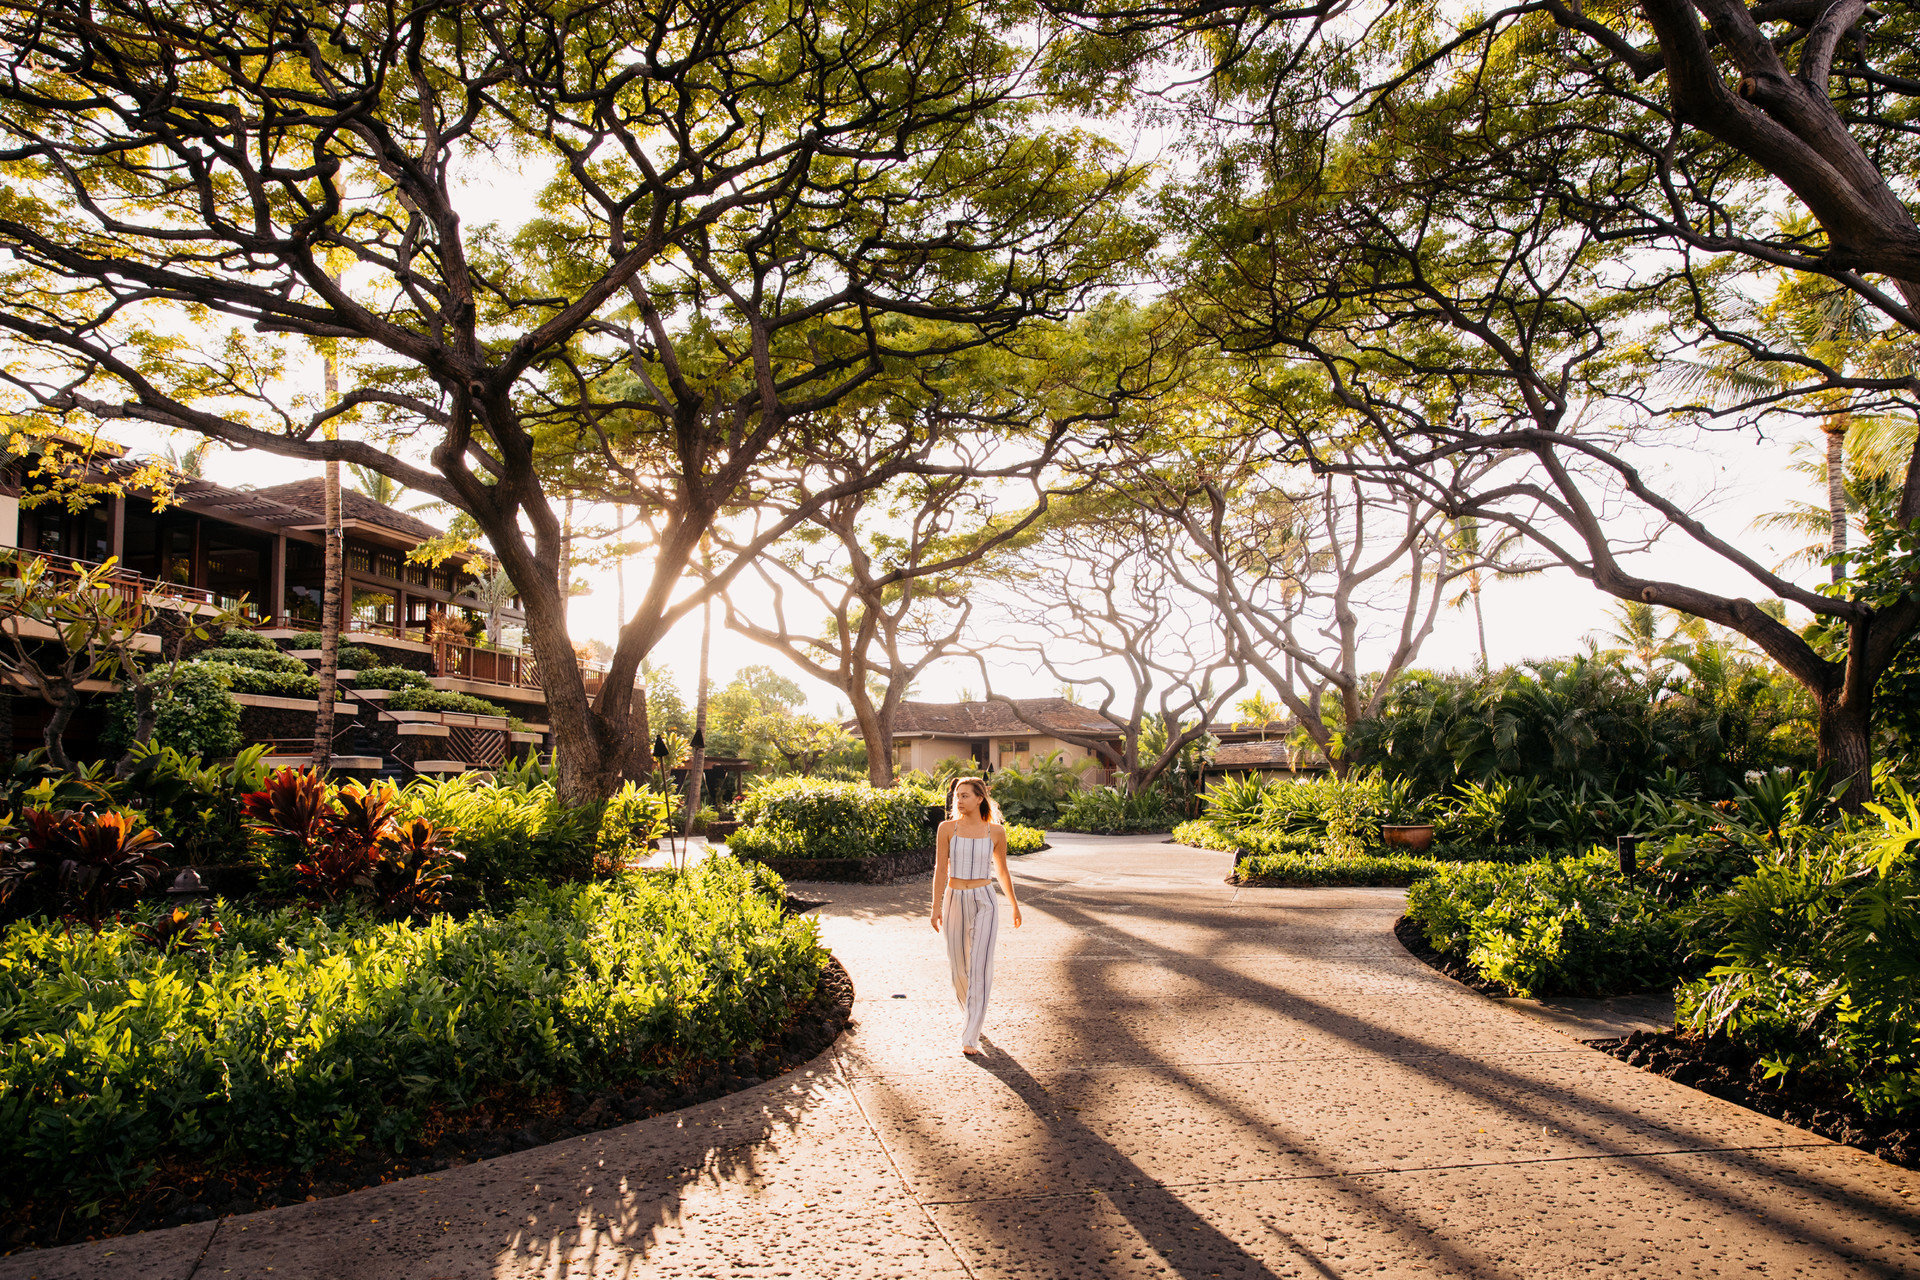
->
[1469,571,1488,670]
[682,595,711,840]
[313,352,343,768]
[1825,413,1851,582]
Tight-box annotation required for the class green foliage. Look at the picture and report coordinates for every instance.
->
[1005,824,1046,854]
[1407,852,1691,999]
[1678,790,1920,1116]
[0,859,827,1206]
[192,660,321,699]
[281,634,381,669]
[6,808,173,924]
[1238,850,1446,888]
[597,783,673,866]
[1198,770,1421,854]
[729,778,935,860]
[1053,785,1174,833]
[1349,655,1816,801]
[102,663,243,760]
[242,772,464,914]
[192,646,309,675]
[113,743,270,868]
[351,665,433,690]
[212,629,277,652]
[395,773,601,899]
[988,752,1084,825]
[386,687,515,720]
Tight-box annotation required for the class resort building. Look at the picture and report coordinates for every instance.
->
[883,698,1124,781]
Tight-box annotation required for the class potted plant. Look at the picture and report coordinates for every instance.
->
[1378,797,1436,853]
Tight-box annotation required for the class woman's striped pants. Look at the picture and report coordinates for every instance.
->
[944,885,999,1050]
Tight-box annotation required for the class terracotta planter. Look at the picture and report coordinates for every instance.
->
[1379,824,1436,853]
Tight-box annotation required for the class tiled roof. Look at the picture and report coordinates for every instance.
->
[888,698,1123,739]
[247,478,445,544]
[1211,739,1326,769]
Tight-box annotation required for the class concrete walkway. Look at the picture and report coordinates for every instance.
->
[12,834,1920,1279]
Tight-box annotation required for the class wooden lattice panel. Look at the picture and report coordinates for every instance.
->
[447,726,507,767]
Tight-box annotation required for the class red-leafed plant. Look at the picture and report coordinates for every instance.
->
[242,770,461,913]
[17,807,172,924]
[240,767,333,846]
[372,815,464,914]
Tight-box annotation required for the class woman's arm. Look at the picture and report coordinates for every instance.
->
[931,820,951,931]
[991,824,1022,929]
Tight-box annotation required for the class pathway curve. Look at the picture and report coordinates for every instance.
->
[12,834,1920,1279]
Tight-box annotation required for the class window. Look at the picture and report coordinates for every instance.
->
[405,561,428,586]
[346,543,372,573]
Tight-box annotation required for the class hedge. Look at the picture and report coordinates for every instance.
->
[729,778,934,860]
[1006,824,1046,854]
[191,646,310,675]
[386,686,517,721]
[0,858,824,1206]
[1238,850,1447,887]
[352,665,433,690]
[101,665,243,760]
[193,660,321,699]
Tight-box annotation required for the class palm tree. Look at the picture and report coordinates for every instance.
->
[159,439,217,479]
[313,353,344,768]
[1590,601,1703,683]
[1234,690,1283,737]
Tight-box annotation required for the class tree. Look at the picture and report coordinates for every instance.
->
[313,355,343,769]
[1154,22,1920,804]
[1590,601,1706,684]
[0,553,240,770]
[0,0,1148,802]
[968,499,1246,793]
[1089,365,1532,773]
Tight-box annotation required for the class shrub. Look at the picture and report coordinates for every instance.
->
[114,743,271,868]
[1677,797,1920,1117]
[988,752,1083,825]
[0,858,827,1206]
[281,633,381,669]
[2,808,173,924]
[1238,850,1444,887]
[191,646,309,675]
[242,771,463,914]
[387,687,515,719]
[193,660,321,699]
[102,664,243,760]
[597,782,673,866]
[1054,785,1174,833]
[397,773,601,898]
[1005,824,1046,854]
[212,628,278,652]
[1406,851,1686,998]
[730,778,933,860]
[352,665,433,690]
[1172,818,1231,850]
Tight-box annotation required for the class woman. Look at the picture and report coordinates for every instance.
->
[931,777,1023,1056]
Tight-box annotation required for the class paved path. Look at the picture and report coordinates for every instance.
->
[12,834,1920,1279]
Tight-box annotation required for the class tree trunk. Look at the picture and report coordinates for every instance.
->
[1471,577,1489,670]
[113,681,159,779]
[42,685,77,772]
[0,690,12,765]
[313,353,342,770]
[1826,415,1850,580]
[682,598,711,839]
[1816,688,1873,810]
[853,691,893,786]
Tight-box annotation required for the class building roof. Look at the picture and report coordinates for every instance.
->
[888,698,1123,740]
[247,478,445,545]
[1209,739,1327,770]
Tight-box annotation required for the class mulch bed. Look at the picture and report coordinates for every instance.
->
[1589,1030,1920,1170]
[1392,915,1920,1171]
[1,954,856,1256]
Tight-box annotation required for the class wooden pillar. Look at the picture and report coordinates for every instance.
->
[190,516,204,591]
[270,534,287,626]
[108,494,126,563]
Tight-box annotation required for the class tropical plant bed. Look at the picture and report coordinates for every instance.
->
[1393,913,1521,997]
[0,955,854,1256]
[1589,1029,1919,1170]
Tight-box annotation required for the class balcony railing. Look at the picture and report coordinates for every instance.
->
[0,551,258,619]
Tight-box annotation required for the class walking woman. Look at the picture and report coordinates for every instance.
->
[931,777,1023,1056]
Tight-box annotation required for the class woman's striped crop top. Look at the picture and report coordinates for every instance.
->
[949,833,995,879]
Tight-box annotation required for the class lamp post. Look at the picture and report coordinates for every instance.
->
[652,734,677,870]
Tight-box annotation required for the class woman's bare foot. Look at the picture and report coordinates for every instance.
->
[962,1046,983,1057]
